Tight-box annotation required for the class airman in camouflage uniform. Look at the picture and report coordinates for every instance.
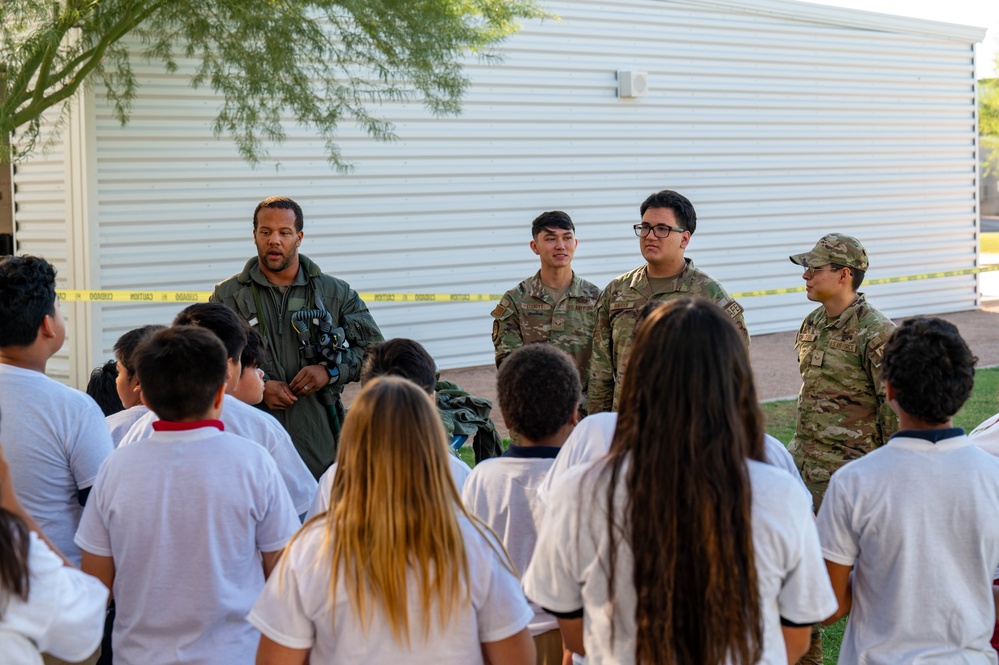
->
[787,233,897,509]
[587,190,747,414]
[786,233,897,665]
[491,211,599,410]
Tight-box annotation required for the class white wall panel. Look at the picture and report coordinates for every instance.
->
[10,107,74,382]
[16,0,984,375]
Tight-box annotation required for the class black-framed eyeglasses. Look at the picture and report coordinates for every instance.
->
[802,266,846,278]
[633,223,686,239]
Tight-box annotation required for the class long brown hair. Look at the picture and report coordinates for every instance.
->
[604,298,765,664]
[0,508,30,618]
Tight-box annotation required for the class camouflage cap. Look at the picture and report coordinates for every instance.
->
[789,233,869,271]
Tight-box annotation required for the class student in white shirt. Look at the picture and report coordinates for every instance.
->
[117,304,316,515]
[463,344,580,665]
[0,436,108,665]
[76,326,300,665]
[818,317,999,664]
[104,325,164,448]
[307,339,472,519]
[249,376,534,665]
[0,256,113,567]
[523,298,837,665]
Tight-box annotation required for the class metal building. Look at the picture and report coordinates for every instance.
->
[9,0,989,385]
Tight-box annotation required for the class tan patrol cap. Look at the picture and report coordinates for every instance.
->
[789,233,868,271]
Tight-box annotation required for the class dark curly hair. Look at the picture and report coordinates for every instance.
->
[0,255,57,347]
[881,317,976,425]
[497,344,580,442]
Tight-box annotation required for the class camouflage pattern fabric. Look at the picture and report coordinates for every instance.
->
[492,271,599,411]
[587,259,748,414]
[788,293,898,510]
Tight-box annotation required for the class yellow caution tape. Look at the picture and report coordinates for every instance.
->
[731,265,999,299]
[54,290,507,303]
[53,265,999,304]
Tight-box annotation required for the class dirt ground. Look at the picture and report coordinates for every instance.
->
[344,302,999,440]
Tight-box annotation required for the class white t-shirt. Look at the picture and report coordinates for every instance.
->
[119,394,317,514]
[969,412,999,454]
[0,530,108,664]
[537,412,810,507]
[0,364,113,565]
[248,513,533,664]
[817,432,999,665]
[105,404,149,448]
[307,453,472,520]
[461,447,560,635]
[74,425,301,665]
[524,457,836,665]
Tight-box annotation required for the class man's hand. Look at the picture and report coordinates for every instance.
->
[289,365,330,397]
[263,380,298,410]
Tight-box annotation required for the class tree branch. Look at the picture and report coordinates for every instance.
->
[8,0,168,131]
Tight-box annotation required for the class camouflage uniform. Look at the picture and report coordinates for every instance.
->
[587,259,748,414]
[785,232,897,665]
[788,294,897,508]
[491,271,600,410]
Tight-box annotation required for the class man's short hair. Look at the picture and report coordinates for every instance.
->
[531,211,575,238]
[361,339,436,395]
[240,326,264,376]
[881,317,977,424]
[173,303,247,362]
[114,325,167,380]
[498,344,580,442]
[0,255,57,347]
[639,190,697,235]
[135,326,228,422]
[253,196,304,232]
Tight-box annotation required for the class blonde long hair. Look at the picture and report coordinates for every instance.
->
[303,376,500,643]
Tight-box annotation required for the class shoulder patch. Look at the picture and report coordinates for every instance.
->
[724,301,744,319]
[491,304,507,318]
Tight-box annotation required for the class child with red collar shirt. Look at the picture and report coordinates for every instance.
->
[75,326,300,665]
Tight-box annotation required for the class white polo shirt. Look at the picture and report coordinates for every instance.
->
[818,430,999,665]
[119,394,316,514]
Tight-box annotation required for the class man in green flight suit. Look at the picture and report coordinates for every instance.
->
[211,196,383,478]
[491,210,599,412]
[787,232,898,665]
[587,190,748,414]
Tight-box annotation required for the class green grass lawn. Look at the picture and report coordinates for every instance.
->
[764,366,999,446]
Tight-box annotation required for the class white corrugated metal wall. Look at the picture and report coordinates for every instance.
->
[9,103,84,383]
[13,0,987,380]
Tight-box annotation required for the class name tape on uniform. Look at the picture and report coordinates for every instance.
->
[53,265,999,304]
